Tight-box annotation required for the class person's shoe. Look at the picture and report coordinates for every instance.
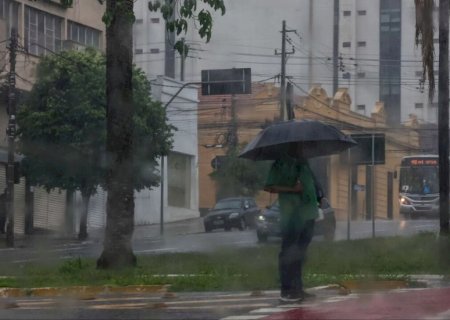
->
[279,292,304,304]
[300,290,316,300]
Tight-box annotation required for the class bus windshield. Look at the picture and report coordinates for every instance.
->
[399,166,438,195]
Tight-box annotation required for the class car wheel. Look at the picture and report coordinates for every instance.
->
[401,212,411,220]
[323,217,336,241]
[323,227,335,241]
[257,231,268,243]
[238,218,246,231]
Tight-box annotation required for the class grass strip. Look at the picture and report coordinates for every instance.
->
[0,232,448,291]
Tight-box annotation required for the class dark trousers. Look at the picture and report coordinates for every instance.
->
[279,219,315,295]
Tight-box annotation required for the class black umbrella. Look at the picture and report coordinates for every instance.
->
[239,119,357,160]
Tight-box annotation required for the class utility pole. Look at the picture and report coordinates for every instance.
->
[438,0,449,237]
[275,20,295,121]
[333,0,340,94]
[229,95,238,148]
[6,28,17,247]
[180,37,185,82]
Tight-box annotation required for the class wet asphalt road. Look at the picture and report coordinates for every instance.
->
[0,218,441,265]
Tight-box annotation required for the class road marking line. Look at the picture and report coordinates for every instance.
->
[221,315,266,320]
[249,307,296,314]
[169,303,271,310]
[134,248,176,253]
[0,248,15,252]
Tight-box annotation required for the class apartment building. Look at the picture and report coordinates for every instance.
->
[0,0,105,235]
[135,0,438,126]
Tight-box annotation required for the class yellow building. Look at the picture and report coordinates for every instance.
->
[198,83,421,220]
[0,0,105,235]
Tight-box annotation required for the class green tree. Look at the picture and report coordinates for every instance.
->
[96,0,225,269]
[17,49,174,241]
[210,146,271,200]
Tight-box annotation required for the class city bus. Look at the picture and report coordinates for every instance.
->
[399,155,439,219]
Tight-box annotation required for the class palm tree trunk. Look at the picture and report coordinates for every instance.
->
[438,0,450,237]
[437,0,450,268]
[97,0,136,269]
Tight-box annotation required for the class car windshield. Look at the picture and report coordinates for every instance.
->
[214,200,242,210]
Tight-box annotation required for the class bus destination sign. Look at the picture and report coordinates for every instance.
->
[408,158,438,166]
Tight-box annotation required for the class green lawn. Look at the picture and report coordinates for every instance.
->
[0,232,449,291]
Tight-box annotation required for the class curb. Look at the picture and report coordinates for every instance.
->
[337,280,410,293]
[0,284,169,298]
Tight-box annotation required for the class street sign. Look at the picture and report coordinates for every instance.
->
[350,133,385,165]
[201,68,251,95]
[353,184,365,192]
[211,156,226,170]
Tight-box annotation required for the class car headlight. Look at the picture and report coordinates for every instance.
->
[257,215,266,221]
[400,197,410,205]
[229,212,239,219]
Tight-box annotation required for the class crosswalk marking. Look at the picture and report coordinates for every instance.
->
[221,316,266,320]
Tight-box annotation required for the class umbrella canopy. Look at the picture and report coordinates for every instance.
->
[239,119,357,161]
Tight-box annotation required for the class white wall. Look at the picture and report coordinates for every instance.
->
[148,76,200,223]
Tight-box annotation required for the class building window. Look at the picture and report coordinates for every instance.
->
[415,103,424,109]
[150,48,160,54]
[135,48,143,54]
[168,152,192,209]
[358,10,367,16]
[357,105,366,113]
[357,41,366,47]
[342,41,351,48]
[431,102,438,108]
[0,0,8,19]
[357,72,366,78]
[415,71,423,77]
[0,0,18,35]
[68,21,101,49]
[24,6,62,56]
[343,10,351,16]
[135,18,143,24]
[150,18,160,23]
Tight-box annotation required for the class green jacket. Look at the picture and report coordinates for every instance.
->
[265,156,318,229]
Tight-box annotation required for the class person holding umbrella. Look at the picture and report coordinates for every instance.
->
[239,119,357,303]
[264,145,318,303]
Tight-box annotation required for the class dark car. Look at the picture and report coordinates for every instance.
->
[256,198,336,242]
[204,197,261,232]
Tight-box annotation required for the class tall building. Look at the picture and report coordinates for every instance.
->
[0,0,105,235]
[134,0,437,126]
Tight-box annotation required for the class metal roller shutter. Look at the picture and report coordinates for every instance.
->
[33,187,66,233]
[87,189,107,230]
[0,165,26,235]
[74,188,107,232]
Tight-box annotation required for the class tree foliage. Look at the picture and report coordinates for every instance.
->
[210,146,271,200]
[17,49,174,238]
[17,49,174,192]
[415,0,435,99]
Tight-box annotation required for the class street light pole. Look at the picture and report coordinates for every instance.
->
[6,28,17,247]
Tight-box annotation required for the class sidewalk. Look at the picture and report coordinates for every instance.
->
[6,217,205,248]
[222,276,450,320]
[258,287,450,320]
